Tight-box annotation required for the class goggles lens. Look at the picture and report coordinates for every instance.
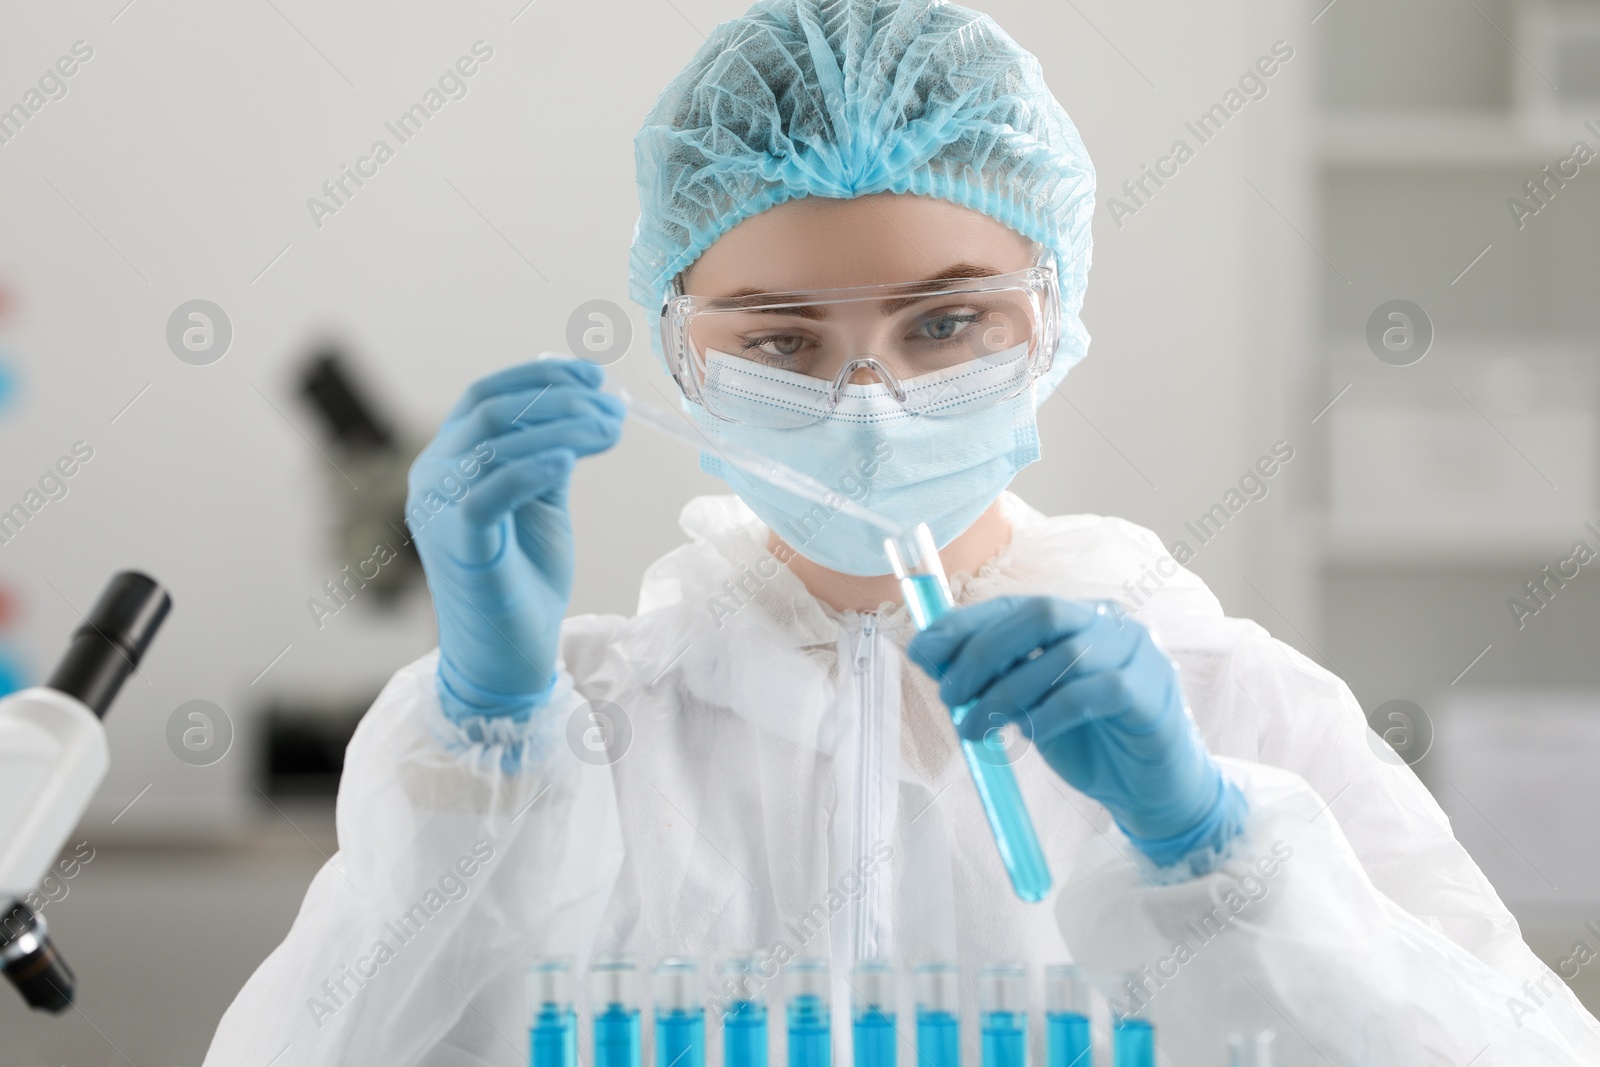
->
[662,264,1059,428]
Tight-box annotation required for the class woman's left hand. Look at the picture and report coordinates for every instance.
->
[907,595,1239,861]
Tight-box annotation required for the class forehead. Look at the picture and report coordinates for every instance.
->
[682,193,1035,298]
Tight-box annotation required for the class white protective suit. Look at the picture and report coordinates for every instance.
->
[204,493,1600,1066]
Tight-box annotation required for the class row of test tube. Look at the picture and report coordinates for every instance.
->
[525,957,1204,1067]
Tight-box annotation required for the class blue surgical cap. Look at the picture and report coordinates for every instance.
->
[628,0,1097,395]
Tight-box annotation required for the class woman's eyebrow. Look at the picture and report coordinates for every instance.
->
[914,263,1006,283]
[880,263,1003,313]
[719,263,1005,316]
[719,293,827,318]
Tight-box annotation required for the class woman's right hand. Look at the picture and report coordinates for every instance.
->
[407,357,624,723]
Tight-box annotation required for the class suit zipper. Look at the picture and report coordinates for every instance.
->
[852,612,882,962]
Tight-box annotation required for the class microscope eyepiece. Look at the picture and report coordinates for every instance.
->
[0,900,74,1012]
[44,570,172,719]
[2,570,170,1013]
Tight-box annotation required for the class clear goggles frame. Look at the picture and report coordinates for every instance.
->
[660,259,1060,428]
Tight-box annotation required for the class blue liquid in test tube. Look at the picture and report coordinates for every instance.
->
[915,963,960,1067]
[725,1001,768,1067]
[528,957,578,1067]
[852,961,897,1067]
[592,958,642,1067]
[886,525,1052,903]
[1049,1015,1092,1067]
[1113,1020,1153,1067]
[721,957,768,1067]
[599,1007,644,1067]
[1045,965,1091,1067]
[1111,976,1153,1067]
[655,959,706,1067]
[787,958,832,1067]
[978,964,1027,1067]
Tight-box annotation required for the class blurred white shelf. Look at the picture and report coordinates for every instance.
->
[1318,110,1596,167]
[1296,514,1595,566]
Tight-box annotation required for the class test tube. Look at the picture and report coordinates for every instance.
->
[884,524,1052,904]
[592,957,642,1067]
[851,961,897,1067]
[978,964,1028,1067]
[1111,975,1153,1067]
[655,959,706,1067]
[1227,1030,1275,1067]
[914,962,961,1067]
[528,957,578,1067]
[1044,965,1091,1067]
[786,958,832,1067]
[721,957,769,1067]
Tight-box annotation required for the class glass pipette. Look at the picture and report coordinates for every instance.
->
[613,390,903,537]
[885,524,1053,903]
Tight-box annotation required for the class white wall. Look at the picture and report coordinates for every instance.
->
[0,0,1309,835]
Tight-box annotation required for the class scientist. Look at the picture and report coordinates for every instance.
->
[206,2,1600,1064]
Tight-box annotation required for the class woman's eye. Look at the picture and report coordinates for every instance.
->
[917,311,982,343]
[743,334,807,360]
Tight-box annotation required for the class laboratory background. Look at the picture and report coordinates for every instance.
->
[3,0,1599,1060]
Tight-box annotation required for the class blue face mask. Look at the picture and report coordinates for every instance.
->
[692,345,1041,576]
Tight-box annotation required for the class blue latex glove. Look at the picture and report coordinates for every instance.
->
[407,358,623,724]
[907,595,1246,868]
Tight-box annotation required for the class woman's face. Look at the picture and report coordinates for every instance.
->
[681,193,1039,386]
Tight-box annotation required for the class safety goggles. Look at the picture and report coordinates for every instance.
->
[660,260,1060,429]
